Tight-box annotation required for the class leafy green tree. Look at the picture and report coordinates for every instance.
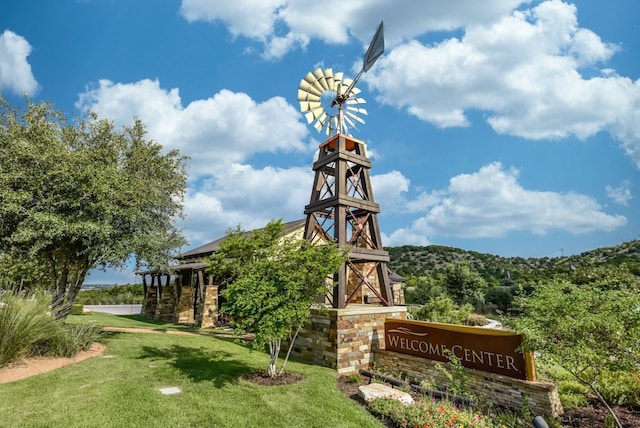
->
[208,219,348,377]
[404,274,445,305]
[514,267,640,427]
[412,294,473,325]
[440,262,487,308]
[0,97,187,319]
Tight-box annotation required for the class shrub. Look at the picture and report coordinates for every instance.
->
[368,397,502,428]
[597,371,640,406]
[34,323,102,357]
[0,291,60,366]
[0,291,102,365]
[557,381,589,410]
[413,295,473,325]
[466,313,488,326]
[70,304,84,315]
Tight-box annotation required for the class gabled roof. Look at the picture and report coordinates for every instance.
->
[178,219,306,261]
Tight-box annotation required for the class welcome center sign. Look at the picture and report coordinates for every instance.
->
[385,319,536,381]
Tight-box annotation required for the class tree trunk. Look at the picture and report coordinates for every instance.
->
[279,325,301,376]
[268,340,281,377]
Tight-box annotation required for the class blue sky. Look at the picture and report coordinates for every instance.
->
[1,0,639,285]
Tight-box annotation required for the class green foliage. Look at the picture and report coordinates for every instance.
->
[75,284,144,305]
[513,266,640,426]
[403,275,445,305]
[557,381,590,409]
[33,323,102,358]
[70,304,84,315]
[440,262,488,308]
[597,371,640,406]
[346,373,363,384]
[413,294,473,325]
[0,291,59,366]
[368,396,502,428]
[387,240,640,308]
[0,291,100,366]
[0,97,188,320]
[211,219,349,377]
[485,285,516,313]
[434,349,468,396]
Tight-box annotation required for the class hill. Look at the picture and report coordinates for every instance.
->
[386,239,640,286]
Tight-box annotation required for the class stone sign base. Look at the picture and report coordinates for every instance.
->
[287,305,407,374]
[374,349,563,418]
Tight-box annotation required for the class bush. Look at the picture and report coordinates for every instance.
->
[70,304,84,315]
[34,323,102,357]
[0,291,102,366]
[368,397,502,428]
[597,371,640,406]
[413,295,473,325]
[0,291,60,366]
[557,381,589,410]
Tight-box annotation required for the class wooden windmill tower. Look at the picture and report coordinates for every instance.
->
[297,22,393,308]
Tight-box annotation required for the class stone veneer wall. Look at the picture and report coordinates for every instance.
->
[288,305,407,374]
[196,285,219,328]
[373,349,563,418]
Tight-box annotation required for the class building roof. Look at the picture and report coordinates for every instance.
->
[178,218,306,261]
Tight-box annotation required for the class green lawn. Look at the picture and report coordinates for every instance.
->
[66,312,215,332]
[1,315,381,428]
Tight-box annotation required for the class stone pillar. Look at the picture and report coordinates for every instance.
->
[287,304,407,374]
[176,285,195,324]
[199,285,219,328]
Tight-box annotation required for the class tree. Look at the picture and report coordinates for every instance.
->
[208,219,348,377]
[514,267,640,427]
[0,97,188,319]
[440,262,487,308]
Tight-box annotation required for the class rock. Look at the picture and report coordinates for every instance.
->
[358,383,414,406]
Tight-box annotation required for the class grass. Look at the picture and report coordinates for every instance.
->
[66,312,207,331]
[0,314,381,428]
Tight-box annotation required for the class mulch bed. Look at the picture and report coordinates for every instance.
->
[560,398,640,428]
[242,371,305,386]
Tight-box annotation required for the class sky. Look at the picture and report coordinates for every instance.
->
[1,0,639,285]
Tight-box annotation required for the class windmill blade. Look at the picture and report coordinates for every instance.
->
[305,106,325,124]
[346,97,366,105]
[344,109,366,125]
[299,100,322,113]
[297,89,321,102]
[313,68,329,91]
[298,80,323,98]
[346,106,368,117]
[325,68,335,90]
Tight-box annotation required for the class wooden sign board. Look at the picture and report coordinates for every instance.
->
[385,319,536,381]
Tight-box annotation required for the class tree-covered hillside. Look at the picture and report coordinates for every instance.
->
[386,239,640,286]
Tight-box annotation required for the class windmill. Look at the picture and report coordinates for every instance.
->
[298,22,395,309]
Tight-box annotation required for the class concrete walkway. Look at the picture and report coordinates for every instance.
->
[83,304,142,315]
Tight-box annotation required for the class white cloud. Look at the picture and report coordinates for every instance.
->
[370,170,410,212]
[177,1,640,168]
[0,30,38,96]
[182,164,313,246]
[606,180,632,206]
[76,79,311,177]
[179,0,525,59]
[366,0,640,168]
[384,162,627,245]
